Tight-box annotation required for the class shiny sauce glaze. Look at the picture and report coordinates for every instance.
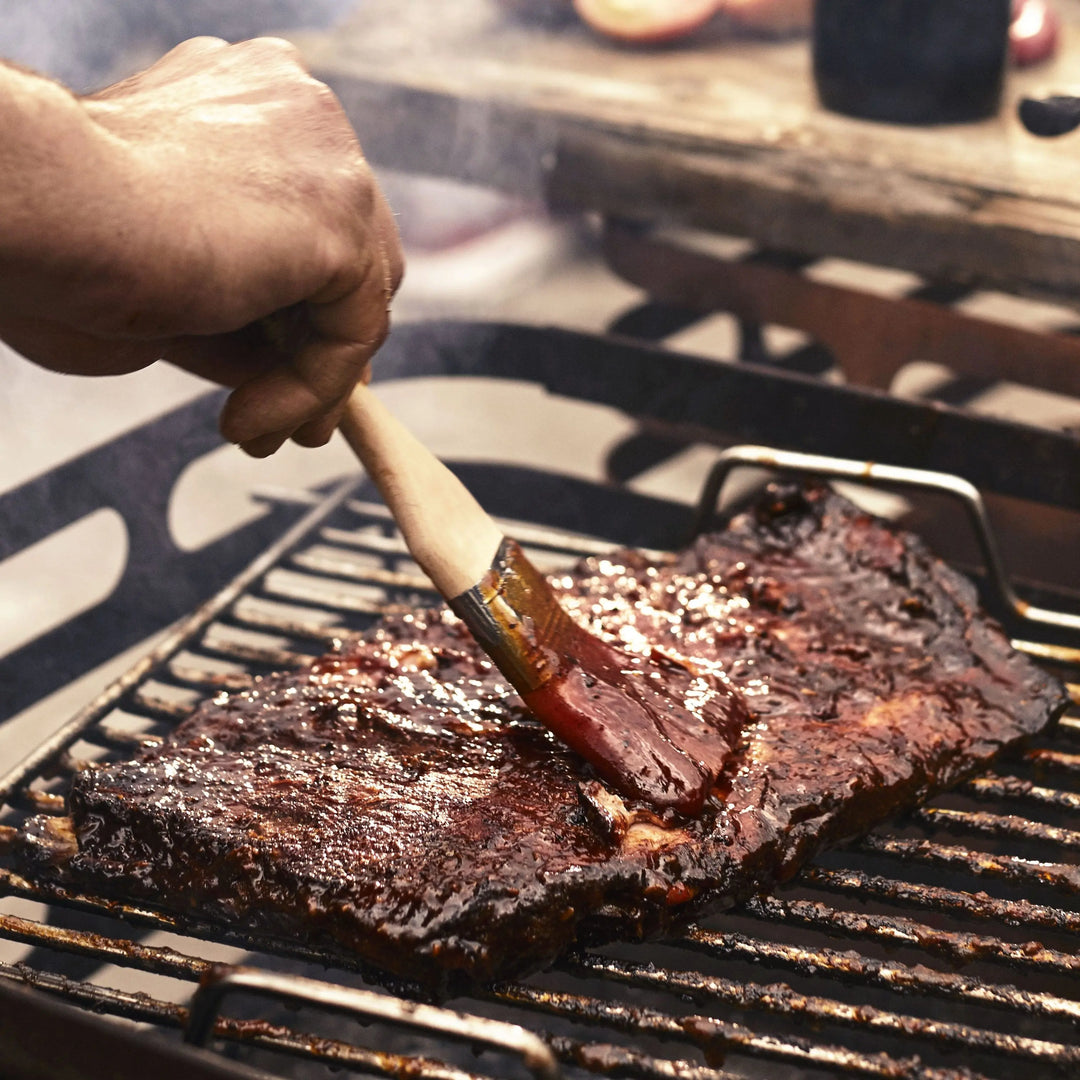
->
[472,538,749,815]
[522,618,747,815]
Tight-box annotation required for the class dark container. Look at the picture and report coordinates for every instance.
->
[812,0,1012,124]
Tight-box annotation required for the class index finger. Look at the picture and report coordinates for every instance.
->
[219,258,391,447]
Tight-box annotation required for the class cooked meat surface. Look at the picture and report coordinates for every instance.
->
[20,486,1067,987]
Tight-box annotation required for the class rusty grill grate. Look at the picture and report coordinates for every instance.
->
[1,449,1079,1080]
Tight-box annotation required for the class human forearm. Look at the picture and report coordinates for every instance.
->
[0,37,403,455]
[0,61,155,334]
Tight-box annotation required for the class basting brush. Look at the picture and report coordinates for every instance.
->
[339,384,746,816]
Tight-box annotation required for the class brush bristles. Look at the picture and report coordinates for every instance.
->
[448,538,575,695]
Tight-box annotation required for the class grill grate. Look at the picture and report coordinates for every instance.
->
[1,463,1078,1080]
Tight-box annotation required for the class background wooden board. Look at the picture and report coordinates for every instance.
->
[298,0,1080,314]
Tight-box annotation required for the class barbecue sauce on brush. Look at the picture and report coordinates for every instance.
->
[450,540,748,816]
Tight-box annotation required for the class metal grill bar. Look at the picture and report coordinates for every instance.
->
[16,790,65,814]
[340,499,639,559]
[187,968,561,1080]
[35,897,1060,1047]
[801,865,1080,934]
[490,983,985,1080]
[57,752,99,774]
[95,724,163,750]
[1014,642,1080,667]
[745,894,1080,976]
[224,607,352,644]
[560,952,1080,1068]
[857,835,1080,893]
[681,927,1080,1024]
[546,1037,743,1080]
[4,868,1075,1054]
[0,962,490,1080]
[0,866,191,933]
[911,806,1080,850]
[0,911,212,979]
[2,960,187,1027]
[166,665,256,694]
[1025,747,1080,774]
[205,1025,486,1080]
[289,549,432,590]
[965,775,1080,812]
[321,524,416,554]
[195,636,316,669]
[130,690,197,723]
[258,571,389,614]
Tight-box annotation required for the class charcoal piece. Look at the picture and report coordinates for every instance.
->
[21,485,1067,988]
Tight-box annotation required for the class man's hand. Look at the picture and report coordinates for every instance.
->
[0,38,403,456]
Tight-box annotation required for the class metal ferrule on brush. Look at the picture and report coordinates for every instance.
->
[448,538,573,696]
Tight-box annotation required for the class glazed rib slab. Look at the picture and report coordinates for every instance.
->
[21,485,1068,988]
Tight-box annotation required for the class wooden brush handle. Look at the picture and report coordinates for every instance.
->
[339,384,503,599]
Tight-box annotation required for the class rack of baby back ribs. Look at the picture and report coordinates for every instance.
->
[0,318,1079,1080]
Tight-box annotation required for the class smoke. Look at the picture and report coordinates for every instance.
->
[0,0,358,91]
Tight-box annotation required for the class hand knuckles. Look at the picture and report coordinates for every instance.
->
[308,78,347,116]
[236,36,305,65]
[372,316,391,351]
[341,158,376,208]
[379,218,406,294]
[384,249,405,296]
[171,36,229,57]
[322,174,378,261]
[356,306,391,353]
[351,242,389,297]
